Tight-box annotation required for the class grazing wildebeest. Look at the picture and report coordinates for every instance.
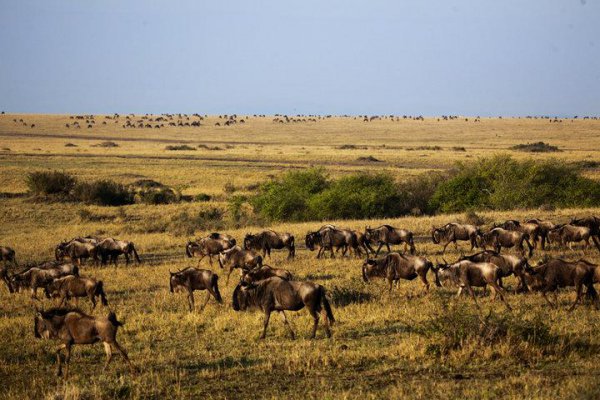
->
[218,246,262,283]
[500,220,541,248]
[241,265,293,283]
[169,267,223,312]
[523,258,599,311]
[548,224,592,251]
[458,250,529,292]
[1,246,17,266]
[243,230,295,259]
[11,264,79,298]
[482,227,533,257]
[525,218,556,249]
[351,229,371,257]
[431,223,479,254]
[364,225,416,256]
[232,277,334,339]
[46,275,108,308]
[305,225,358,259]
[570,216,600,252]
[34,307,134,377]
[96,238,141,267]
[186,233,236,266]
[55,240,98,265]
[433,260,512,310]
[362,252,439,292]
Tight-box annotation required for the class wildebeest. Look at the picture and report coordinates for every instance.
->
[243,230,295,259]
[169,267,223,312]
[186,233,236,266]
[232,277,334,339]
[362,252,439,292]
[364,225,415,256]
[570,216,600,252]
[34,307,134,377]
[1,246,17,266]
[218,246,263,283]
[305,225,358,258]
[241,265,293,284]
[548,224,592,251]
[96,238,141,267]
[479,227,533,257]
[1,264,14,293]
[55,240,98,265]
[11,264,79,298]
[525,218,556,249]
[434,260,512,310]
[523,258,599,311]
[500,220,541,248]
[431,223,479,254]
[458,250,529,292]
[46,275,108,308]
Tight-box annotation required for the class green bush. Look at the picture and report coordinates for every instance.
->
[429,155,600,212]
[251,168,329,222]
[139,188,178,205]
[26,171,76,197]
[73,180,134,206]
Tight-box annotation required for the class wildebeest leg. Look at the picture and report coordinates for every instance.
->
[456,286,463,298]
[90,292,97,309]
[124,253,130,266]
[208,255,214,267]
[418,272,429,293]
[442,241,450,255]
[387,278,393,292]
[112,340,135,373]
[592,235,600,253]
[316,247,323,259]
[226,267,235,284]
[103,342,113,370]
[568,281,584,312]
[375,242,384,257]
[309,308,320,339]
[490,281,511,311]
[200,291,210,311]
[63,344,72,379]
[465,284,480,309]
[280,311,295,339]
[196,254,206,267]
[55,343,67,376]
[112,255,118,268]
[260,310,272,339]
[541,289,556,308]
[187,289,195,312]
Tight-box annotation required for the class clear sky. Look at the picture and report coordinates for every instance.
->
[1,0,599,116]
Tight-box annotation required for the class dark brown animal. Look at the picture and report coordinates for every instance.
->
[34,308,134,377]
[218,246,263,283]
[96,238,141,267]
[525,218,556,249]
[169,268,223,312]
[1,246,17,266]
[549,224,592,251]
[364,225,415,256]
[362,253,439,292]
[232,277,334,339]
[186,233,236,266]
[55,240,98,265]
[11,264,79,298]
[434,260,512,310]
[500,220,541,248]
[570,216,600,252]
[241,265,293,284]
[46,275,108,309]
[523,258,599,311]
[305,225,358,258]
[431,223,479,253]
[483,228,533,257]
[458,250,529,292]
[243,230,295,259]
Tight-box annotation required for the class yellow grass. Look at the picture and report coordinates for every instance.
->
[1,114,600,399]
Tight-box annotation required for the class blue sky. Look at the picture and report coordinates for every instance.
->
[1,0,598,116]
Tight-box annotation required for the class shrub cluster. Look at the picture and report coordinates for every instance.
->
[510,141,561,152]
[73,180,134,206]
[26,171,76,198]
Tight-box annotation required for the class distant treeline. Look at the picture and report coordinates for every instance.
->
[245,155,600,222]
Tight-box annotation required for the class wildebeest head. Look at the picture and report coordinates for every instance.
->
[361,259,380,282]
[33,308,67,339]
[232,281,255,311]
[185,241,200,258]
[55,240,69,261]
[431,226,444,244]
[305,232,319,251]
[243,234,256,250]
[169,270,187,293]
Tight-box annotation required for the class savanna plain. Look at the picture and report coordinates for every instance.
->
[2,114,600,399]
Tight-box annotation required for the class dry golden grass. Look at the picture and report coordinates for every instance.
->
[1,114,600,399]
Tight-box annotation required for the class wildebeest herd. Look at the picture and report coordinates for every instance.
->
[2,216,600,378]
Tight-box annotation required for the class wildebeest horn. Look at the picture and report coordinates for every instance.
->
[442,257,448,265]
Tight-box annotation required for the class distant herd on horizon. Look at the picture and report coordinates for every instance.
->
[2,214,600,378]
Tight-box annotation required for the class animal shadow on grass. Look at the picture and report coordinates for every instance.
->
[303,273,335,281]
[183,355,259,372]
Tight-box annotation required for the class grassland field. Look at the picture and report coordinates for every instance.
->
[1,114,600,399]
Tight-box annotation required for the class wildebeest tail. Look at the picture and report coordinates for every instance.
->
[321,288,335,324]
[96,281,108,306]
[108,311,123,327]
[211,274,223,303]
